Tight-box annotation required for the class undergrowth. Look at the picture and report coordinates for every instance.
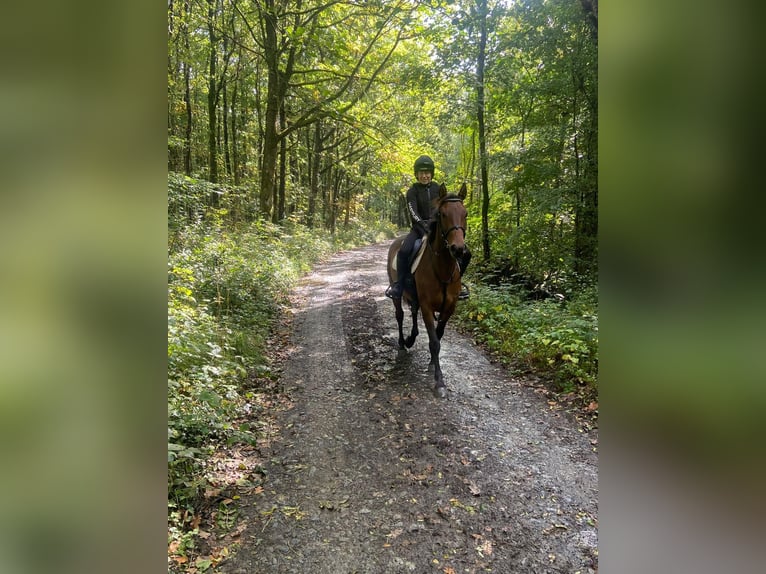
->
[455,283,598,395]
[167,174,396,565]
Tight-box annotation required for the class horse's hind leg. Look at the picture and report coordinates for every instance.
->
[404,300,419,348]
[393,298,406,349]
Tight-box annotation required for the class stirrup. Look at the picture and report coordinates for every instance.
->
[458,284,470,300]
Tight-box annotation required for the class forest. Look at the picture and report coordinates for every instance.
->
[168,0,597,560]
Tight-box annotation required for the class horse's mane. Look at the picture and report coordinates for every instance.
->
[427,218,438,244]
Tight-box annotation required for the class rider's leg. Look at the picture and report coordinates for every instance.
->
[386,249,410,298]
[386,232,416,298]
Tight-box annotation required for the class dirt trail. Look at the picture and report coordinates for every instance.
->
[221,242,598,574]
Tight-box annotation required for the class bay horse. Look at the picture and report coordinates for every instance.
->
[386,182,468,398]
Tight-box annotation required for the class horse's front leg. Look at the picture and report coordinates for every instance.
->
[421,307,446,398]
[404,300,419,348]
[435,305,455,340]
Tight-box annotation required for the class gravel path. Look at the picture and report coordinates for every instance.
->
[221,242,598,574]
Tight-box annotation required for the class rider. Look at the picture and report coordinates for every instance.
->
[386,155,471,300]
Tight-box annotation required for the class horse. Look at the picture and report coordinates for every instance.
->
[386,182,468,398]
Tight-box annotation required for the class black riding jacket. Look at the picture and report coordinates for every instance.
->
[406,181,440,234]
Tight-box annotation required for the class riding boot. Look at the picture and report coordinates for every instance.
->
[386,250,410,299]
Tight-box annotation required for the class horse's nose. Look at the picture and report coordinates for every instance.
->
[450,244,465,259]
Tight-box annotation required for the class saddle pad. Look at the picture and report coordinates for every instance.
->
[410,239,427,273]
[391,239,427,273]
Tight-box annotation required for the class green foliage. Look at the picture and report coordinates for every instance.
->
[166,0,599,549]
[167,254,251,510]
[167,175,395,529]
[168,173,258,238]
[333,211,399,246]
[456,283,598,392]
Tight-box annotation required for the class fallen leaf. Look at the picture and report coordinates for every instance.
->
[587,401,598,411]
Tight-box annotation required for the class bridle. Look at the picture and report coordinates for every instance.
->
[429,196,466,288]
[422,195,467,318]
[437,197,467,252]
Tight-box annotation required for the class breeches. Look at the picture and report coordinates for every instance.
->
[400,227,424,257]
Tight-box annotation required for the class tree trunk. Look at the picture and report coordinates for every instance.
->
[223,79,232,179]
[344,182,351,228]
[182,62,193,175]
[167,0,178,172]
[206,0,218,184]
[579,0,598,42]
[477,0,490,261]
[275,103,287,223]
[307,120,321,227]
[182,0,192,175]
[231,74,239,185]
[258,0,278,217]
[574,108,598,277]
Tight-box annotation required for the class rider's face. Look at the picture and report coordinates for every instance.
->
[417,170,432,185]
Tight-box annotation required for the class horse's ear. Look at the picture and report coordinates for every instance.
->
[439,183,448,199]
[458,182,467,200]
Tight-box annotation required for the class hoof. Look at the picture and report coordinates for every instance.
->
[434,386,447,399]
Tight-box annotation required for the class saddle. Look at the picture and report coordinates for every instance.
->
[392,238,427,274]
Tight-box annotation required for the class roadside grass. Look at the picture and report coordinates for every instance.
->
[454,282,598,397]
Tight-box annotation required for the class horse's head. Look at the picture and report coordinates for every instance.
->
[435,182,468,260]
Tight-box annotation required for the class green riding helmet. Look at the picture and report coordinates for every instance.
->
[413,155,435,176]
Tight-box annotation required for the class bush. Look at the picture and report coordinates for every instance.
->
[167,206,383,514]
[168,259,252,511]
[167,174,409,549]
[456,283,598,392]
